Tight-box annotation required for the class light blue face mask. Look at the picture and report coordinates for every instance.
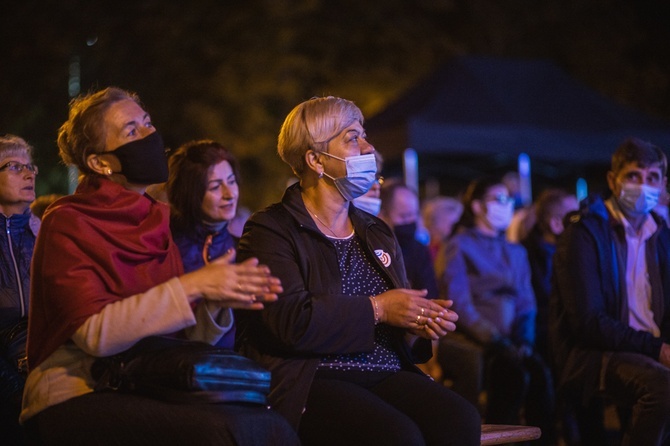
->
[320,152,377,201]
[618,183,661,216]
[352,195,382,216]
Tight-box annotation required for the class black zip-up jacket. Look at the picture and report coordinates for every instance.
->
[237,183,432,428]
[550,196,670,403]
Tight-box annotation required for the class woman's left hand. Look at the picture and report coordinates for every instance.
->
[181,249,283,309]
[408,299,459,340]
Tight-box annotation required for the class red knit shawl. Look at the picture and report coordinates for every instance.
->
[27,176,183,369]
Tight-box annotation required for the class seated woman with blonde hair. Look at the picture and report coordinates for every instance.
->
[237,96,481,446]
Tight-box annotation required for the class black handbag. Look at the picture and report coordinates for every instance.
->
[91,336,271,405]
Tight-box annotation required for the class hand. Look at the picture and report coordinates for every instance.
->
[180,249,283,310]
[374,289,450,330]
[428,299,459,333]
[407,300,459,340]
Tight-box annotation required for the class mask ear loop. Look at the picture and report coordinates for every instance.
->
[306,149,326,179]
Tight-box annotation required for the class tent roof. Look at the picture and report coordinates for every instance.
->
[366,56,670,163]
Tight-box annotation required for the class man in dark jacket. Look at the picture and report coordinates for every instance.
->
[551,137,670,445]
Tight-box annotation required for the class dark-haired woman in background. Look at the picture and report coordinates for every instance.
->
[167,138,299,443]
[167,139,242,349]
[435,176,555,444]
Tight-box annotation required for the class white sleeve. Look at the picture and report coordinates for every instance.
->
[71,277,196,357]
[184,301,234,344]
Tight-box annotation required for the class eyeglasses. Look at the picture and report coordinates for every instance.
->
[0,161,39,175]
[485,194,512,205]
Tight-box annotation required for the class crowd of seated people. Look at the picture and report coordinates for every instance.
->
[4,86,670,446]
[377,143,670,446]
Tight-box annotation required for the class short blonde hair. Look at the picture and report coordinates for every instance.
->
[0,134,33,162]
[277,96,363,177]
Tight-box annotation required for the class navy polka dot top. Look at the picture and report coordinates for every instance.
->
[318,232,402,372]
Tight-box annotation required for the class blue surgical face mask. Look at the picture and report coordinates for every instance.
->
[352,195,381,216]
[320,152,377,201]
[618,183,660,216]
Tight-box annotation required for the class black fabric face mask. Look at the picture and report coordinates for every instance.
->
[103,131,168,185]
[393,221,418,238]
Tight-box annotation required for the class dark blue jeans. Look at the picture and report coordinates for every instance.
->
[602,352,670,446]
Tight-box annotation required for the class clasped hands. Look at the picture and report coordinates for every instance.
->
[372,288,458,340]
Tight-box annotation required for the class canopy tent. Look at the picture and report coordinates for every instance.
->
[366,56,670,191]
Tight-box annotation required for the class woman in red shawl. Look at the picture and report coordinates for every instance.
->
[21,87,299,445]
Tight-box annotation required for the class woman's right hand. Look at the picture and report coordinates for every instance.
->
[179,249,283,310]
[374,289,447,329]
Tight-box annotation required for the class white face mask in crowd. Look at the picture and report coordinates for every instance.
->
[321,152,377,201]
[618,183,660,216]
[485,200,514,231]
[352,195,382,216]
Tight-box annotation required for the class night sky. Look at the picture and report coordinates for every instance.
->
[2,0,670,207]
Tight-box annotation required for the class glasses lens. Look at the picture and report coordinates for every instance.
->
[0,162,38,174]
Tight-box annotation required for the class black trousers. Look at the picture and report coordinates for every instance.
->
[298,370,481,446]
[486,349,556,444]
[26,392,300,446]
[0,319,28,446]
[437,332,484,409]
[602,351,670,446]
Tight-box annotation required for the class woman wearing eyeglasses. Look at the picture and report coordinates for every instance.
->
[435,176,555,444]
[0,135,39,445]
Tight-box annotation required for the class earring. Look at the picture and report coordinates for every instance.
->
[105,168,112,176]
[318,171,323,178]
